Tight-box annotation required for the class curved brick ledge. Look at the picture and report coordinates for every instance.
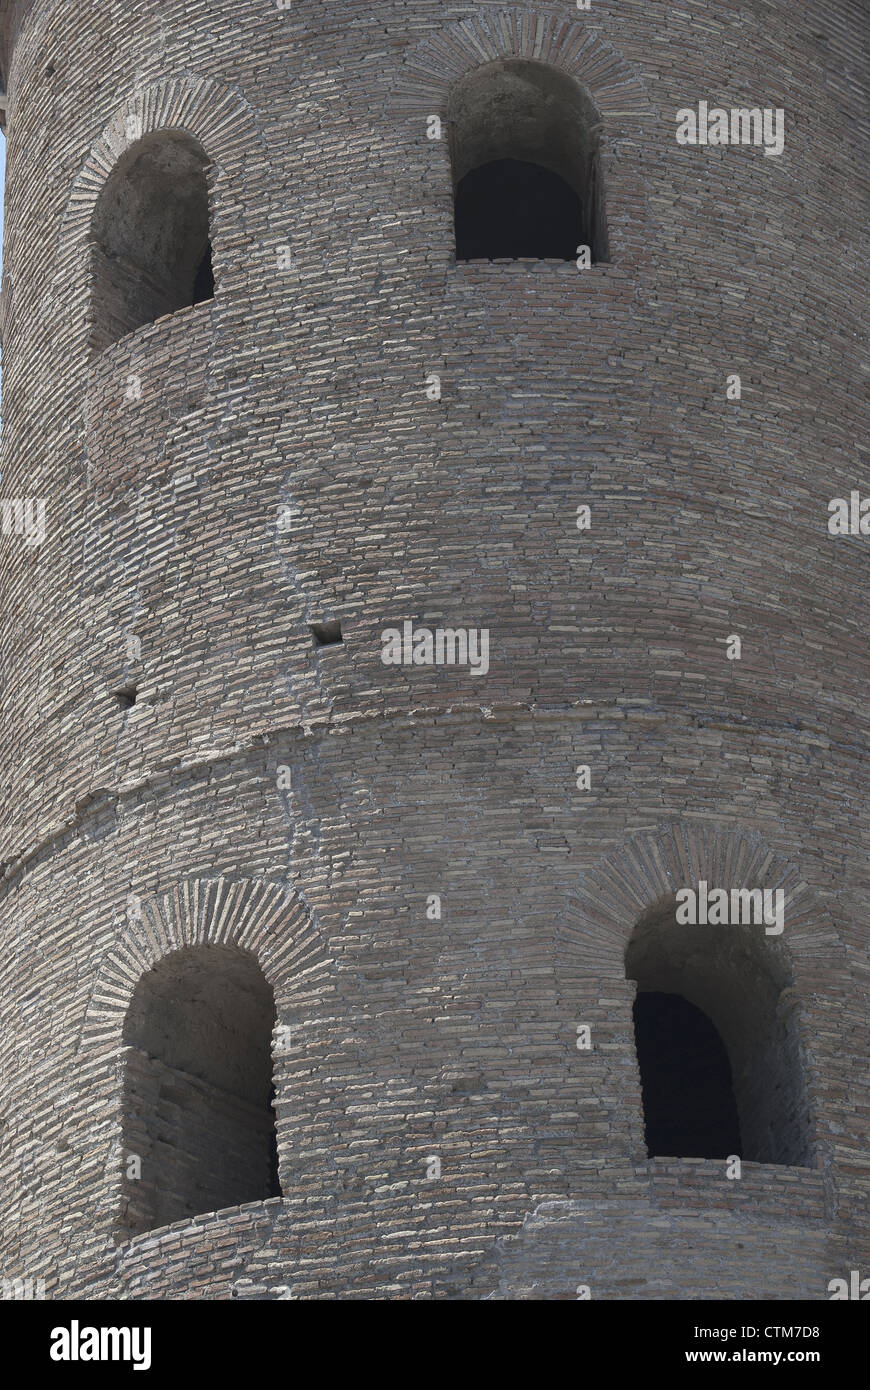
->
[109,1164,832,1300]
[0,696,854,895]
[492,1192,836,1301]
[111,1195,507,1301]
[115,1198,282,1301]
[84,302,215,492]
[642,1157,829,1222]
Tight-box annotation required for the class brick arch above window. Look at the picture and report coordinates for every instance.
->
[52,73,271,312]
[390,9,655,125]
[391,11,655,278]
[81,876,334,1055]
[560,823,842,978]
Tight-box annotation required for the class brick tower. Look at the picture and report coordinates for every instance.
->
[0,0,867,1300]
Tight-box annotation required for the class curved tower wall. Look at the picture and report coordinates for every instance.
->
[0,0,867,1298]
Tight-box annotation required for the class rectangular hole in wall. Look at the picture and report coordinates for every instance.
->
[310,621,343,647]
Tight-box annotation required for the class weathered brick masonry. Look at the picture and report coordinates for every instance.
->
[0,0,867,1299]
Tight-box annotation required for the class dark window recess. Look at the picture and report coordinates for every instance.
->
[192,244,215,305]
[633,991,742,1160]
[454,158,582,261]
[310,621,343,647]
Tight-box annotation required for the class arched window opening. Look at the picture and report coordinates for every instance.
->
[119,945,279,1237]
[90,131,214,355]
[448,59,607,262]
[625,900,813,1167]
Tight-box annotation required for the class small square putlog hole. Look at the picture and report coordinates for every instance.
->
[310,621,343,648]
[112,685,138,709]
